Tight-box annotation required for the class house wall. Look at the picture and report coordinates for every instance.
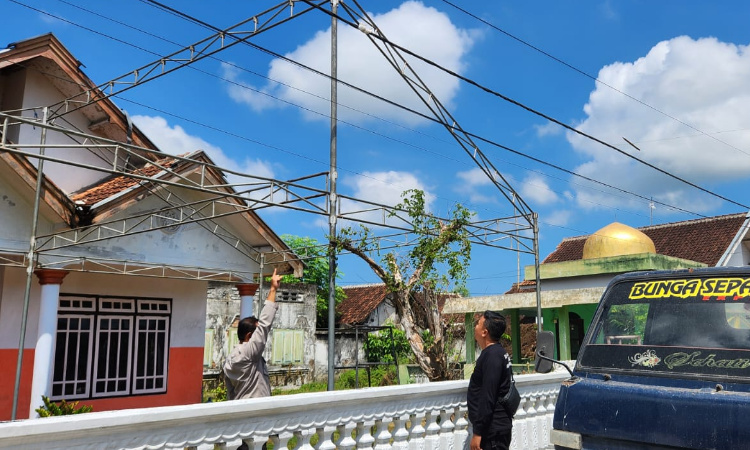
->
[0,166,58,252]
[360,301,397,327]
[539,274,614,292]
[0,67,27,140]
[0,267,207,420]
[11,69,117,194]
[206,282,317,388]
[62,189,265,276]
[314,329,363,383]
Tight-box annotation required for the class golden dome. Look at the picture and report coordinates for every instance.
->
[582,222,656,260]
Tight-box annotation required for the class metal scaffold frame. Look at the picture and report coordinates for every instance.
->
[0,111,535,271]
[2,0,542,417]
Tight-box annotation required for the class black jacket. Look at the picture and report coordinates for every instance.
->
[467,343,513,437]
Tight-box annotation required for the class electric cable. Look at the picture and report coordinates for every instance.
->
[306,0,750,210]
[440,0,750,159]
[8,0,723,222]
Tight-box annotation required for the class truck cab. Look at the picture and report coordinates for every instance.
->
[542,267,750,449]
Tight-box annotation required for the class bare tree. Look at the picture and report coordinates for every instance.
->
[332,190,472,381]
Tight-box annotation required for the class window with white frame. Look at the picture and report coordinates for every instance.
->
[51,295,171,400]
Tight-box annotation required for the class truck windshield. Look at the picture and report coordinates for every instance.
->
[580,276,750,380]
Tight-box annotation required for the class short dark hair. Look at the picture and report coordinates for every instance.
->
[483,310,506,342]
[238,316,259,342]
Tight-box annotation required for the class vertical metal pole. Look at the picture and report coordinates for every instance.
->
[327,0,339,391]
[258,254,265,311]
[533,212,543,330]
[12,107,48,420]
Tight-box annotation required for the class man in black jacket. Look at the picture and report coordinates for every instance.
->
[467,310,513,450]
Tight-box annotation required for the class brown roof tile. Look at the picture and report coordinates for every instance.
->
[338,283,462,326]
[338,284,389,325]
[504,279,537,295]
[543,213,747,266]
[71,157,177,205]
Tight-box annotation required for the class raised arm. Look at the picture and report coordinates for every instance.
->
[267,268,281,302]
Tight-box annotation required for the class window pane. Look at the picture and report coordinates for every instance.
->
[52,314,92,400]
[581,277,750,379]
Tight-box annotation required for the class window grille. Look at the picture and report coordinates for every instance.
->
[92,315,132,397]
[51,294,171,401]
[52,315,93,399]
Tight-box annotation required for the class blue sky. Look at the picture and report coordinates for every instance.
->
[4,1,750,295]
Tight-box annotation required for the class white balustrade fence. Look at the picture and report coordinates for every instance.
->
[0,373,568,450]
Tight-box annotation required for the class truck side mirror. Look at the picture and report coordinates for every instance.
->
[535,331,556,373]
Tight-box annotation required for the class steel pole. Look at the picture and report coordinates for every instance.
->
[327,0,339,391]
[533,213,543,330]
[12,107,48,420]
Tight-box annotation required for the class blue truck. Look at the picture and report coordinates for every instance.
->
[536,267,750,449]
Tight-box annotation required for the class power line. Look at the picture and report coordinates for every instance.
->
[13,0,728,221]
[439,0,750,160]
[306,0,749,210]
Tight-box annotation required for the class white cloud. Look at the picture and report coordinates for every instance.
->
[455,167,496,204]
[534,121,563,138]
[340,171,433,225]
[132,115,275,184]
[224,1,478,125]
[544,210,572,227]
[520,173,559,206]
[568,36,750,214]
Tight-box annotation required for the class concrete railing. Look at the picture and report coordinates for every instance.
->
[0,372,568,450]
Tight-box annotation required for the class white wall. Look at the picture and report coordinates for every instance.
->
[17,70,118,194]
[0,267,208,349]
[0,169,58,253]
[52,190,264,276]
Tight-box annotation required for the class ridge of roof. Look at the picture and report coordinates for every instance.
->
[555,212,748,243]
[342,283,387,290]
[71,156,179,206]
[542,212,748,266]
[638,212,747,231]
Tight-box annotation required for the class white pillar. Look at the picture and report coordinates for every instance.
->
[29,269,67,418]
[236,283,259,318]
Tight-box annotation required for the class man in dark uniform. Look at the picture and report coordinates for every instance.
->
[467,310,513,450]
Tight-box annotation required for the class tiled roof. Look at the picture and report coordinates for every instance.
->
[504,279,536,295]
[338,283,461,326]
[543,213,747,266]
[338,284,389,325]
[71,157,177,205]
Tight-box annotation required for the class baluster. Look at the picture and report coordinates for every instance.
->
[392,414,410,450]
[356,420,375,449]
[439,409,455,450]
[373,418,393,450]
[452,406,469,450]
[247,435,269,450]
[408,412,426,450]
[315,426,337,450]
[537,393,549,449]
[527,394,540,450]
[184,446,198,450]
[272,432,294,450]
[546,388,557,445]
[423,411,441,450]
[213,442,227,450]
[336,423,357,450]
[510,395,529,450]
[294,428,316,450]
